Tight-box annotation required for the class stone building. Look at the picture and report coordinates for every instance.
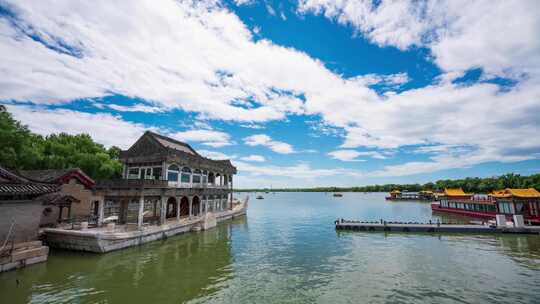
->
[0,166,62,272]
[93,131,237,228]
[19,168,97,226]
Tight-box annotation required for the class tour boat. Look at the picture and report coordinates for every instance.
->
[333,193,343,197]
[431,188,540,224]
[256,195,264,199]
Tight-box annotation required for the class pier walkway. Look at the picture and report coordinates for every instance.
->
[335,220,540,234]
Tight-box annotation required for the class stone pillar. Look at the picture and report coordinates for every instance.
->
[230,176,234,208]
[58,206,63,222]
[176,197,181,221]
[160,196,167,225]
[162,162,168,180]
[188,196,193,219]
[137,196,145,229]
[97,199,105,227]
[203,198,207,215]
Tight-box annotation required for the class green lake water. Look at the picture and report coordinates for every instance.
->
[1,192,540,303]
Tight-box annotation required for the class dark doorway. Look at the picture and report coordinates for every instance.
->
[166,197,177,218]
[180,196,189,217]
[192,196,200,216]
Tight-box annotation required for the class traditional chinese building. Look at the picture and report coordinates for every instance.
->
[19,168,97,226]
[0,166,65,272]
[93,131,237,228]
[43,131,246,253]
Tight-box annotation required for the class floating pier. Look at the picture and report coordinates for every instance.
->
[335,220,540,235]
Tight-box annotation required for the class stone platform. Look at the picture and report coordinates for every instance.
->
[0,241,49,272]
[43,201,247,253]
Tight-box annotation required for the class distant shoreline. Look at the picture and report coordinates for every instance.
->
[233,173,540,194]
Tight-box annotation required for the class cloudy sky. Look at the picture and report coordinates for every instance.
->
[1,0,539,188]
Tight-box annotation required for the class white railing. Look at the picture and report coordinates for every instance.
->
[166,182,231,189]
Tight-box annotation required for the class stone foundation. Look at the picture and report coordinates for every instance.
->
[44,202,247,253]
[0,241,49,272]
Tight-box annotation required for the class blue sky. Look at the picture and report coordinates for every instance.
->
[1,0,539,188]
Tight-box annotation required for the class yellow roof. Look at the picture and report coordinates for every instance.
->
[390,190,401,194]
[490,188,540,198]
[444,188,473,197]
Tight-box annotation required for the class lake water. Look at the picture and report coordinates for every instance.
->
[1,192,540,304]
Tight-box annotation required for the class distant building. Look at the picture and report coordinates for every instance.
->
[19,169,97,226]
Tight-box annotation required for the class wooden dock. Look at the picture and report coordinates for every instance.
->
[335,220,540,234]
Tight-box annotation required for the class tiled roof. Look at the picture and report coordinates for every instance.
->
[0,183,58,196]
[19,168,95,188]
[148,131,198,155]
[0,166,59,196]
[490,188,540,198]
[38,193,80,205]
[20,169,73,183]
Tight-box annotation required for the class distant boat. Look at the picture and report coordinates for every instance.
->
[333,193,343,197]
[256,195,264,199]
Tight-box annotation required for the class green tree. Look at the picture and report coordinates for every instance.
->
[0,105,44,169]
[0,106,122,179]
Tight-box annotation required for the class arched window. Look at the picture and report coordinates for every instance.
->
[208,172,215,184]
[181,167,192,183]
[167,164,179,182]
[192,169,202,183]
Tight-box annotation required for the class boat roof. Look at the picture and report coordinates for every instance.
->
[444,188,473,197]
[490,188,540,199]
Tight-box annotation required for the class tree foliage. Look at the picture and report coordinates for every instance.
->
[0,106,122,180]
[238,174,540,193]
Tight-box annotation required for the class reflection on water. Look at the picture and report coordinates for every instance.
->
[0,218,241,304]
[1,192,539,304]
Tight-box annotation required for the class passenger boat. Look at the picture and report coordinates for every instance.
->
[386,190,436,201]
[431,188,540,224]
[256,195,264,199]
[333,193,343,197]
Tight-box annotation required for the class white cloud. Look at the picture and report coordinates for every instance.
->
[240,154,266,162]
[171,129,233,147]
[106,103,164,113]
[198,149,235,160]
[298,0,540,77]
[235,160,362,179]
[328,150,365,162]
[234,0,253,5]
[355,151,388,160]
[351,73,409,88]
[243,134,295,154]
[1,0,539,178]
[6,104,150,148]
